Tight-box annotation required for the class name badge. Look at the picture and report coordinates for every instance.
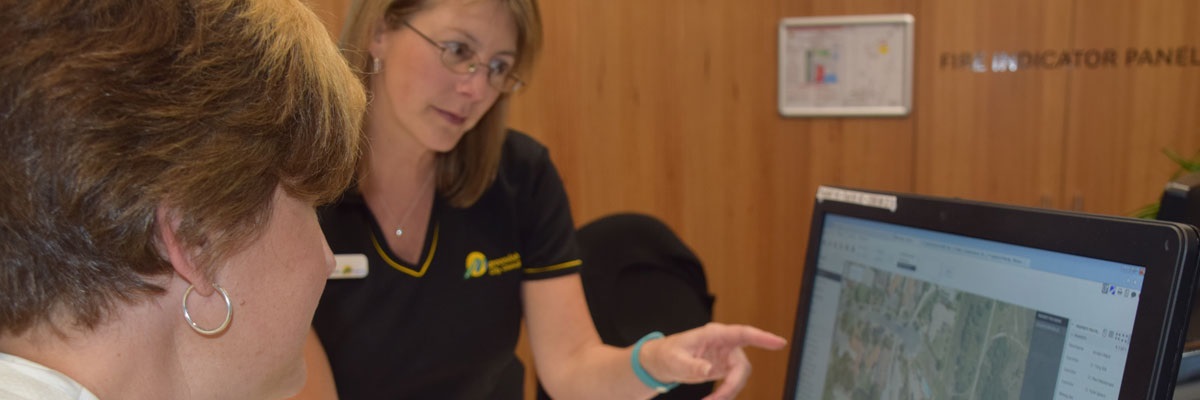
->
[330,254,368,279]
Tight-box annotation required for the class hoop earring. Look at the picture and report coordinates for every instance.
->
[372,57,382,74]
[182,284,233,335]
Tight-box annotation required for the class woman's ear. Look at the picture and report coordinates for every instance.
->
[368,17,388,59]
[156,205,213,295]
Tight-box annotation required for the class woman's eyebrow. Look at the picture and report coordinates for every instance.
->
[445,26,517,56]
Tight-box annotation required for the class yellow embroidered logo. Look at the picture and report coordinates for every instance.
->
[463,251,522,279]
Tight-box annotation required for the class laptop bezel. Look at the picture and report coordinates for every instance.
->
[782,186,1200,399]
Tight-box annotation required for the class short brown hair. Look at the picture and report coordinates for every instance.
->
[341,0,543,207]
[0,0,366,334]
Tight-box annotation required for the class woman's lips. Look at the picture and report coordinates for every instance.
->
[434,107,466,125]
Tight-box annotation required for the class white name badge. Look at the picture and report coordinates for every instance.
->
[330,254,368,279]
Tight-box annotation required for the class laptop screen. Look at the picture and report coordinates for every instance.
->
[784,186,1200,399]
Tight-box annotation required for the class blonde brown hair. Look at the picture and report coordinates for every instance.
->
[0,0,366,334]
[341,0,542,207]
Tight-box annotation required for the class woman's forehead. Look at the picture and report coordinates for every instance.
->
[413,0,518,49]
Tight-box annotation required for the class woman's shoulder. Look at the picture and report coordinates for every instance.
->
[0,353,98,400]
[317,189,370,232]
[498,129,554,176]
[501,129,549,160]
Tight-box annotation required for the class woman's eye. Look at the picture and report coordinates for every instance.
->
[488,59,512,75]
[442,42,474,61]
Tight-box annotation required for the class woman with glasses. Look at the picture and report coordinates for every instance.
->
[297,0,787,399]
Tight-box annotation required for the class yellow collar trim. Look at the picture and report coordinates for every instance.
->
[370,224,439,277]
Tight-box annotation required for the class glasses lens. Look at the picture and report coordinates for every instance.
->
[432,39,522,92]
[440,43,477,74]
[491,75,524,93]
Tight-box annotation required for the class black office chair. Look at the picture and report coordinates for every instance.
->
[537,213,716,399]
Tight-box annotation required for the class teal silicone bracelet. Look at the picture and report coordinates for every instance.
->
[631,331,680,393]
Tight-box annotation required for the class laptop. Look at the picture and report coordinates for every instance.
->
[783,186,1200,399]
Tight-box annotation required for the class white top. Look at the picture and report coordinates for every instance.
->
[0,352,98,400]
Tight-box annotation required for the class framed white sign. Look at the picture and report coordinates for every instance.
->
[778,14,914,117]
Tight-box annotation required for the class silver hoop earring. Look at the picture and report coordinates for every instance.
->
[372,57,382,74]
[182,284,233,335]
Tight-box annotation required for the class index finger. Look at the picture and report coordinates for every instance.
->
[721,324,788,350]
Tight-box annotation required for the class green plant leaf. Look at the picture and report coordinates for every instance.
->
[1164,149,1200,178]
[1135,148,1200,218]
[1133,202,1159,220]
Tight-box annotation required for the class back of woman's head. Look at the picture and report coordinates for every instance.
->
[0,0,366,335]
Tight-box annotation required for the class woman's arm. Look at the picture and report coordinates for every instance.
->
[522,274,659,399]
[523,274,787,400]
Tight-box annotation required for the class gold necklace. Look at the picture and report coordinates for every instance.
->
[394,173,435,237]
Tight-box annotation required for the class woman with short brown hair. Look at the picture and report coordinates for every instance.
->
[0,0,365,398]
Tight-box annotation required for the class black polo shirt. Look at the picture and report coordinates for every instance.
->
[312,130,582,399]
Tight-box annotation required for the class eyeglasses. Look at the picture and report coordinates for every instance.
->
[402,21,524,93]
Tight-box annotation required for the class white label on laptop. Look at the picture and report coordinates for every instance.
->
[816,186,897,212]
[330,254,368,279]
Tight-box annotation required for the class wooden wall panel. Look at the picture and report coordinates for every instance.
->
[306,0,350,39]
[1064,1,1200,216]
[915,0,1073,208]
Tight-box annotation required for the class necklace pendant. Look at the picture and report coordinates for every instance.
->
[394,228,403,237]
